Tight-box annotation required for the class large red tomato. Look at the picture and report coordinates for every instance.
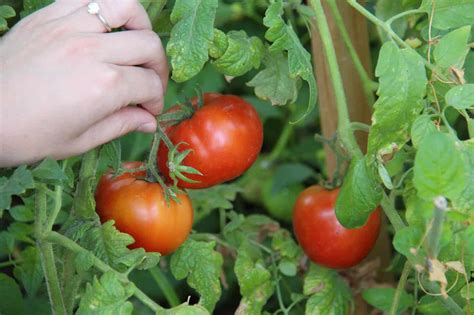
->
[95,162,193,255]
[293,186,381,269]
[157,93,263,189]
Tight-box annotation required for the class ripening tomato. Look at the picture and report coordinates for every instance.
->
[293,186,381,269]
[95,162,193,255]
[157,93,263,189]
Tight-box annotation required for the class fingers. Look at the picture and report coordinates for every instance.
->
[54,0,151,33]
[73,106,157,155]
[96,30,169,91]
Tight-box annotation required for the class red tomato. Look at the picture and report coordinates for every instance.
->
[293,186,381,269]
[95,162,193,255]
[157,93,263,189]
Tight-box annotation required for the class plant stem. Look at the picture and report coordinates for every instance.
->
[0,259,20,268]
[268,121,294,163]
[45,160,67,231]
[72,149,98,219]
[350,122,371,133]
[35,188,67,315]
[389,261,411,315]
[380,193,406,232]
[327,0,377,105]
[47,231,160,312]
[386,9,425,26]
[310,0,363,159]
[149,267,180,307]
[428,196,447,258]
[346,0,450,83]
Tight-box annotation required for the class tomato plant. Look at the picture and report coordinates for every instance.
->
[1,0,473,314]
[95,162,193,255]
[157,93,263,189]
[293,186,381,269]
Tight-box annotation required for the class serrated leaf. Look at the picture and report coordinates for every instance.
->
[167,0,218,82]
[452,141,474,212]
[433,26,471,70]
[135,252,161,270]
[188,184,240,215]
[0,5,15,18]
[0,166,34,210]
[100,140,122,171]
[13,246,43,297]
[75,251,96,273]
[362,287,413,314]
[171,239,223,312]
[445,84,474,109]
[223,214,279,247]
[411,114,438,149]
[77,271,135,315]
[212,30,264,76]
[367,41,427,165]
[420,0,474,30]
[271,163,314,194]
[413,132,465,200]
[263,0,317,120]
[234,241,274,315]
[335,157,382,228]
[32,158,67,182]
[393,226,423,258]
[0,274,25,315]
[303,264,352,315]
[247,52,299,105]
[156,303,210,315]
[271,229,300,259]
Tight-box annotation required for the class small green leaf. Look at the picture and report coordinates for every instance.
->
[13,246,44,297]
[413,132,465,200]
[335,157,382,228]
[452,141,474,212]
[0,17,7,32]
[32,158,67,181]
[212,30,264,77]
[420,0,474,30]
[234,241,274,315]
[0,5,15,18]
[460,283,474,300]
[77,271,135,315]
[417,295,451,315]
[445,84,474,110]
[9,205,34,222]
[362,287,413,314]
[100,140,122,171]
[0,274,25,315]
[167,0,218,82]
[74,251,95,273]
[0,166,34,209]
[247,52,299,106]
[271,229,300,259]
[135,253,161,270]
[188,184,241,216]
[278,259,297,277]
[411,115,438,149]
[223,214,279,247]
[303,264,352,315]
[367,41,427,165]
[393,226,423,258]
[8,222,34,243]
[171,239,223,312]
[0,231,15,255]
[433,26,471,70]
[156,303,210,315]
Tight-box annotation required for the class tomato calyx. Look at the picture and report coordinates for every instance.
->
[167,142,203,186]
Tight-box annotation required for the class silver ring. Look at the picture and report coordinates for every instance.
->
[87,1,112,32]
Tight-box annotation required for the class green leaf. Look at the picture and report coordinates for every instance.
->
[100,140,122,171]
[433,26,471,70]
[21,0,53,17]
[167,0,218,82]
[247,52,299,106]
[367,41,427,165]
[271,229,300,260]
[0,5,15,18]
[363,287,413,314]
[271,163,314,194]
[417,295,451,315]
[263,0,317,121]
[375,0,408,39]
[0,274,25,315]
[156,303,210,315]
[411,114,438,149]
[211,30,264,77]
[404,181,434,226]
[0,17,7,32]
[74,251,96,273]
[303,264,352,315]
[452,140,474,212]
[188,184,240,215]
[223,214,279,247]
[9,204,34,222]
[13,246,44,297]
[0,231,15,255]
[234,241,274,315]
[460,283,474,299]
[413,132,465,200]
[0,166,34,210]
[8,222,34,243]
[278,259,297,277]
[171,239,223,312]
[77,271,135,315]
[420,0,474,30]
[445,84,474,109]
[393,226,423,258]
[32,158,67,182]
[335,157,382,228]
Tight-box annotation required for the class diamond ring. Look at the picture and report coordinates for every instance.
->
[87,1,112,32]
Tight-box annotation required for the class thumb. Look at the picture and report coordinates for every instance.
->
[74,106,157,152]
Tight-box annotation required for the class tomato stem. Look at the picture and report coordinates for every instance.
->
[326,0,377,105]
[427,196,447,259]
[268,117,294,163]
[44,159,68,231]
[149,267,181,307]
[389,261,411,315]
[309,0,363,160]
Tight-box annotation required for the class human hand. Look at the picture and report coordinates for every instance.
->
[0,0,168,167]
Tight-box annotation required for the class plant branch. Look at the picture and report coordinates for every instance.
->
[427,196,447,259]
[386,9,425,26]
[380,193,406,232]
[268,120,294,163]
[149,267,180,307]
[310,0,363,159]
[327,0,377,105]
[390,261,411,315]
[45,160,68,231]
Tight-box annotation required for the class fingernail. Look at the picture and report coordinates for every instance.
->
[137,122,156,133]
